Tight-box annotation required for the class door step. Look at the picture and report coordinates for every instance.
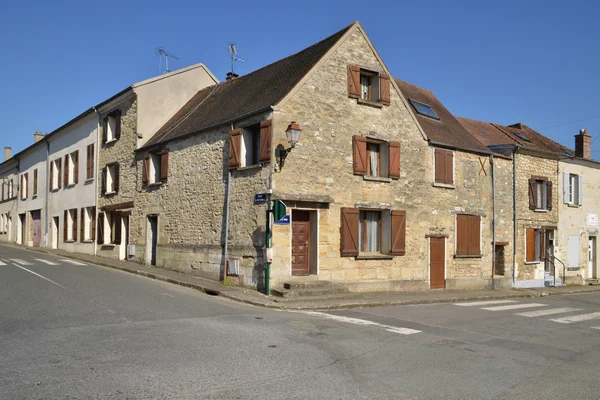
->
[588,279,600,286]
[272,279,350,298]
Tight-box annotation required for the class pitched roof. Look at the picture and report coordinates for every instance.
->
[144,23,355,148]
[395,79,491,154]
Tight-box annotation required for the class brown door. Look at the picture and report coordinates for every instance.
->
[430,237,446,289]
[32,210,41,247]
[292,210,310,276]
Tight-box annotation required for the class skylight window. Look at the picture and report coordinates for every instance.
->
[409,99,439,120]
[514,132,530,142]
[562,148,574,157]
[480,132,489,138]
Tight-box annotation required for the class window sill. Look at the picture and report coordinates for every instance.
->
[363,175,391,183]
[147,182,163,188]
[104,139,117,145]
[356,254,394,260]
[32,195,38,199]
[100,244,116,248]
[85,178,94,183]
[65,184,76,188]
[237,164,262,172]
[534,209,549,213]
[433,182,455,189]
[82,240,94,243]
[454,254,482,259]
[567,203,580,208]
[357,99,384,108]
[64,240,76,243]
[524,261,542,265]
[104,191,117,196]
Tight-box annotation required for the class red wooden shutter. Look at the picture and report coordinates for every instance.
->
[80,208,85,242]
[91,207,96,241]
[390,210,406,255]
[229,129,242,169]
[97,213,104,244]
[340,208,359,256]
[435,149,444,183]
[74,151,79,184]
[456,214,467,255]
[73,209,78,242]
[143,155,150,185]
[259,120,272,163]
[102,117,108,143]
[526,228,535,262]
[380,73,391,106]
[444,151,453,184]
[114,111,121,140]
[101,167,106,195]
[352,135,367,175]
[528,178,536,209]
[389,142,400,179]
[63,210,68,241]
[114,164,120,193]
[50,161,54,190]
[113,213,122,244]
[160,151,169,182]
[348,65,360,99]
[64,155,69,186]
[546,181,553,210]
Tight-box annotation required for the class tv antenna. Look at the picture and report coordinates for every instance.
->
[229,43,245,75]
[156,46,179,73]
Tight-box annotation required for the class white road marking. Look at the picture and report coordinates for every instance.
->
[302,311,421,335]
[35,259,59,265]
[0,260,5,266]
[160,293,175,298]
[550,312,600,324]
[60,259,86,265]
[592,327,600,330]
[481,303,548,311]
[515,307,581,318]
[10,259,32,266]
[454,300,517,307]
[13,264,65,289]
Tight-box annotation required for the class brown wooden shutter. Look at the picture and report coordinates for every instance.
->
[63,210,68,241]
[259,120,272,163]
[456,214,467,255]
[97,212,104,244]
[539,229,546,261]
[444,151,453,184]
[102,117,108,143]
[114,111,121,140]
[160,151,169,182]
[340,208,359,257]
[101,167,106,195]
[33,170,37,196]
[80,208,85,242]
[380,73,391,106]
[86,145,92,179]
[526,228,535,262]
[143,155,150,185]
[50,161,54,190]
[72,209,78,242]
[390,210,406,255]
[435,149,444,183]
[347,65,360,99]
[114,164,120,193]
[469,215,480,256]
[389,142,400,179]
[113,213,122,244]
[528,178,536,209]
[91,207,96,241]
[352,135,367,175]
[229,128,242,169]
[65,155,70,186]
[546,181,553,210]
[73,151,79,184]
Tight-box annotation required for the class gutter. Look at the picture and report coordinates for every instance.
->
[428,140,492,156]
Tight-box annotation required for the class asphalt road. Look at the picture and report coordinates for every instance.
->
[1,244,600,399]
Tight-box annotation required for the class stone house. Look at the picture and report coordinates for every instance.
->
[130,22,511,292]
[459,118,564,288]
[0,147,18,243]
[96,63,218,261]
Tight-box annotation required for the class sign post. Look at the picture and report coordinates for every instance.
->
[264,193,272,296]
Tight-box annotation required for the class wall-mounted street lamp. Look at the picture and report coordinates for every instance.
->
[276,121,302,170]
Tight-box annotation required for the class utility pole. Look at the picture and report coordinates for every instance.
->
[264,193,272,295]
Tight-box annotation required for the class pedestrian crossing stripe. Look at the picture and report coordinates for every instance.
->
[481,303,547,311]
[454,300,517,307]
[10,259,32,266]
[592,327,600,330]
[550,312,600,324]
[60,259,86,265]
[516,307,581,318]
[0,260,5,266]
[35,259,59,265]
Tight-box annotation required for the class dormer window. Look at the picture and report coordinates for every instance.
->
[409,99,439,120]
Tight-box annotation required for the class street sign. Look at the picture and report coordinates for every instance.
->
[273,200,287,220]
[254,193,267,205]
[274,215,290,225]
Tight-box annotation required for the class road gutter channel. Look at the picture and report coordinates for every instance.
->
[3,243,600,310]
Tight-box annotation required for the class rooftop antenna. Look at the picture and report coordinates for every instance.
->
[229,43,245,75]
[156,46,179,74]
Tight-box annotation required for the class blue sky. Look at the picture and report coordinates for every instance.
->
[1,0,599,156]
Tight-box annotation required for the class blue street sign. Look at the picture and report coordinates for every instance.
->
[254,193,267,205]
[274,215,290,225]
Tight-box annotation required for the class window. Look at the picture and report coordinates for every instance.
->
[563,172,582,205]
[1,182,4,201]
[528,177,552,211]
[64,150,79,186]
[63,208,77,242]
[229,120,272,169]
[347,65,390,106]
[102,164,119,195]
[20,173,28,199]
[50,158,62,190]
[103,110,121,143]
[352,136,400,179]
[456,214,481,257]
[526,228,547,263]
[143,151,169,185]
[434,148,454,185]
[409,99,440,120]
[515,132,530,142]
[33,169,38,196]
[96,211,120,245]
[81,207,96,242]
[86,144,94,180]
[8,179,13,198]
[340,208,406,257]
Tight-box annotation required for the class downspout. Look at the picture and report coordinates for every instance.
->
[93,107,100,256]
[14,157,20,244]
[512,147,518,285]
[222,122,233,280]
[44,138,50,247]
[491,154,496,281]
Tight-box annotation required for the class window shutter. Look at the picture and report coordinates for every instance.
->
[86,145,92,180]
[64,155,70,186]
[50,161,54,190]
[114,213,122,244]
[73,150,79,184]
[160,151,169,182]
[102,117,108,143]
[390,210,406,255]
[456,214,467,255]
[80,208,85,242]
[380,73,391,106]
[352,135,367,175]
[114,110,121,140]
[539,229,547,261]
[259,120,272,163]
[229,128,242,169]
[526,228,535,262]
[469,215,480,256]
[444,151,453,184]
[63,210,68,241]
[143,155,150,185]
[388,142,400,179]
[340,207,359,257]
[434,149,444,183]
[101,167,106,195]
[563,172,570,203]
[546,181,553,211]
[91,207,96,241]
[347,65,360,99]
[528,178,536,209]
[114,164,120,193]
[97,212,104,244]
[578,175,583,205]
[73,209,78,242]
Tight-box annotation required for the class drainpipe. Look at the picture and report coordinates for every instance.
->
[44,138,50,247]
[222,122,233,280]
[512,147,518,285]
[93,107,100,256]
[491,154,496,281]
[14,156,20,244]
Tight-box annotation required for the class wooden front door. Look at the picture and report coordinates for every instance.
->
[32,210,41,247]
[292,210,310,276]
[430,237,446,289]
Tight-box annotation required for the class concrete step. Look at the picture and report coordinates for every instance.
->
[272,291,366,304]
[272,285,350,298]
[283,279,340,290]
[588,279,600,286]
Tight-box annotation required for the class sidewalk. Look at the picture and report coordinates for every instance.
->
[5,242,600,310]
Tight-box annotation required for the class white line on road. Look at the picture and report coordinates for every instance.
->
[160,293,175,298]
[481,303,548,311]
[550,312,600,324]
[515,307,581,318]
[10,259,32,266]
[302,311,421,335]
[454,300,517,307]
[13,264,65,289]
[0,260,5,266]
[592,327,600,330]
[60,259,86,265]
[35,259,59,265]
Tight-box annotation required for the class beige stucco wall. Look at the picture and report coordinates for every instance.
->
[16,143,47,247]
[0,163,18,243]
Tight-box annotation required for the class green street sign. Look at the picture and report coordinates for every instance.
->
[273,200,287,221]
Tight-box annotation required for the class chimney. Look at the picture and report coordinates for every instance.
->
[4,147,11,161]
[34,131,45,143]
[575,128,591,159]
[225,72,239,82]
